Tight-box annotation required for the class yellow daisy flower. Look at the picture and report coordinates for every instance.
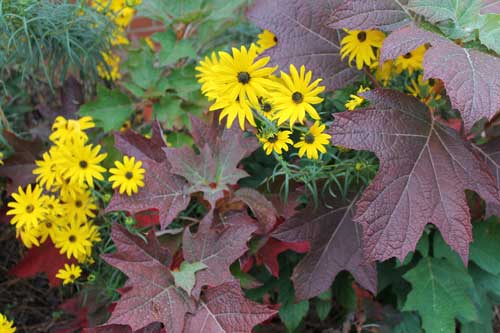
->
[57,177,85,201]
[97,51,122,81]
[7,185,47,232]
[255,96,276,120]
[33,150,61,191]
[50,116,94,145]
[257,29,277,52]
[294,122,331,160]
[16,225,41,248]
[196,52,220,101]
[407,75,441,102]
[345,86,371,111]
[0,151,4,166]
[62,143,107,188]
[374,59,394,86]
[109,156,146,196]
[38,218,63,244]
[340,29,385,70]
[273,64,325,126]
[212,44,276,110]
[114,7,135,27]
[0,313,16,333]
[56,264,82,285]
[395,45,426,74]
[210,98,256,130]
[259,131,293,155]
[53,219,93,260]
[63,190,97,222]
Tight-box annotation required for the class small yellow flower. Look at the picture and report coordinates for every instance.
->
[56,264,82,285]
[144,37,155,51]
[294,122,331,160]
[340,29,385,70]
[196,52,220,101]
[7,185,47,232]
[16,225,41,248]
[257,29,277,52]
[109,156,146,196]
[53,219,93,260]
[50,116,94,145]
[0,151,4,166]
[345,86,370,111]
[62,142,107,188]
[97,51,122,81]
[63,190,97,222]
[259,131,293,155]
[33,150,61,191]
[0,313,16,333]
[374,59,394,86]
[395,45,426,74]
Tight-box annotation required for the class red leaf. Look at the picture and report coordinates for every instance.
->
[329,89,500,263]
[0,131,44,195]
[255,238,309,277]
[85,323,164,333]
[247,0,359,91]
[381,25,500,132]
[234,188,279,234]
[473,139,500,217]
[183,281,277,333]
[165,123,257,209]
[9,240,75,287]
[134,209,160,228]
[115,120,168,163]
[100,224,194,332]
[182,213,257,297]
[273,196,377,300]
[54,297,89,333]
[328,0,410,31]
[105,158,190,229]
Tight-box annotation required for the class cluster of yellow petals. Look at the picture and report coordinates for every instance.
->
[0,313,15,333]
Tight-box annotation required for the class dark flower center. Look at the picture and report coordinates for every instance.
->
[25,204,35,213]
[79,160,88,169]
[69,235,77,243]
[267,135,278,143]
[75,200,83,208]
[428,78,435,86]
[46,222,52,228]
[357,31,367,42]
[273,36,278,42]
[70,274,76,280]
[262,103,272,112]
[292,91,304,104]
[125,171,134,180]
[237,71,251,84]
[403,52,412,59]
[304,134,315,144]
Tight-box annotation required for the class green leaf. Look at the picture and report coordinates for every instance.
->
[79,85,134,132]
[166,132,193,148]
[470,217,500,275]
[393,312,422,333]
[433,230,464,268]
[403,257,477,333]
[314,299,332,321]
[164,65,201,99]
[153,95,184,129]
[479,14,500,54]
[279,300,309,332]
[206,0,246,20]
[171,261,207,295]
[331,272,356,312]
[137,0,205,24]
[123,48,160,91]
[153,31,196,67]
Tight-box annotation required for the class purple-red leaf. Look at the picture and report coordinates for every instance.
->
[381,25,500,131]
[273,197,377,300]
[328,0,410,31]
[105,158,190,229]
[329,89,500,264]
[115,120,168,163]
[473,139,500,216]
[183,281,277,333]
[182,214,257,297]
[481,0,500,14]
[234,188,278,234]
[247,0,359,91]
[101,224,194,332]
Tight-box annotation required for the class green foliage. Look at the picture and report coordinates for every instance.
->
[171,261,207,295]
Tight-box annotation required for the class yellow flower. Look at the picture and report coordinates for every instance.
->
[33,150,61,191]
[16,225,41,248]
[97,51,121,81]
[257,29,277,52]
[111,29,130,46]
[114,7,135,27]
[196,52,221,101]
[57,177,85,201]
[407,75,441,102]
[0,313,16,333]
[395,45,426,74]
[255,96,276,120]
[340,29,385,70]
[0,151,4,166]
[56,264,82,285]
[109,156,146,196]
[53,219,93,260]
[273,64,325,126]
[7,185,47,232]
[259,131,293,155]
[62,143,107,188]
[63,190,97,222]
[50,116,94,145]
[374,59,394,86]
[294,122,331,160]
[345,86,371,111]
[144,37,155,51]
[212,44,276,112]
[38,218,63,244]
[210,98,256,130]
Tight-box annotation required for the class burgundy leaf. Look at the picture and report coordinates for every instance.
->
[255,238,310,278]
[234,188,278,234]
[273,197,377,300]
[381,25,500,131]
[115,120,168,163]
[105,158,190,229]
[183,214,257,297]
[247,0,359,91]
[473,139,500,216]
[101,224,194,332]
[328,0,410,31]
[329,89,500,264]
[189,115,219,149]
[0,131,44,195]
[165,126,257,208]
[480,0,500,14]
[183,281,277,333]
[85,322,164,333]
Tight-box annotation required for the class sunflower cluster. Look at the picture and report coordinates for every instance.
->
[91,0,141,80]
[196,30,331,160]
[6,117,106,272]
[0,313,15,333]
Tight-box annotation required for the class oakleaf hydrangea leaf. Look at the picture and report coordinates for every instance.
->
[328,89,500,263]
[247,0,359,91]
[478,13,500,53]
[172,261,207,295]
[403,257,477,333]
[470,218,500,275]
[273,196,377,300]
[183,281,277,333]
[474,139,500,216]
[234,188,278,234]
[481,0,500,14]
[328,0,410,31]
